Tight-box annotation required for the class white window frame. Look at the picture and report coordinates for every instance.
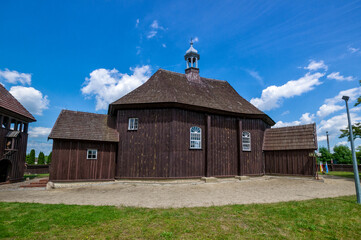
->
[128,118,138,130]
[242,131,251,151]
[190,126,202,149]
[87,149,97,159]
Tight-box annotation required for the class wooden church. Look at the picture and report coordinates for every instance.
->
[48,43,317,182]
[0,85,36,183]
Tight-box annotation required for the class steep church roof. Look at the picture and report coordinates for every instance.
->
[48,110,118,142]
[0,84,36,122]
[109,69,275,125]
[263,123,317,151]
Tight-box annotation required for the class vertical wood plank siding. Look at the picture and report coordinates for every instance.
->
[0,128,28,182]
[49,140,116,181]
[264,150,315,176]
[115,108,269,179]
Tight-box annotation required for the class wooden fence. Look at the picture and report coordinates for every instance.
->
[24,164,50,174]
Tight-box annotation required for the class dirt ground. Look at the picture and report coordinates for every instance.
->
[0,176,356,208]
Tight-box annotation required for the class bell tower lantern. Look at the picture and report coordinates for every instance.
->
[184,40,200,70]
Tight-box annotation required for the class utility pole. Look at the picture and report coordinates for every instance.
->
[342,95,361,204]
[326,131,330,152]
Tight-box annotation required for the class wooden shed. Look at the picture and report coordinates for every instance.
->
[0,84,36,183]
[48,110,118,182]
[263,124,318,176]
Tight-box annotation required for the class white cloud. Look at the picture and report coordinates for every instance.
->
[246,69,264,85]
[251,72,324,111]
[147,30,157,39]
[135,19,139,27]
[0,68,31,85]
[147,20,165,39]
[193,37,199,42]
[327,72,354,81]
[317,112,361,142]
[304,60,328,71]
[81,66,151,111]
[348,47,360,54]
[336,141,348,146]
[281,110,290,116]
[27,140,53,155]
[28,127,52,138]
[316,87,361,118]
[162,43,166,48]
[274,112,315,128]
[9,86,49,115]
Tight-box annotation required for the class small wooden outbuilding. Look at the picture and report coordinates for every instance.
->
[263,124,317,176]
[0,85,36,182]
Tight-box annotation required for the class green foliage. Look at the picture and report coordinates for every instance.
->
[25,154,30,164]
[318,147,332,163]
[1,196,361,239]
[47,152,52,164]
[38,152,45,164]
[339,122,361,141]
[27,149,36,165]
[333,145,352,164]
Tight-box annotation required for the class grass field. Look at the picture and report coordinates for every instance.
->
[23,173,49,180]
[1,196,361,239]
[326,171,360,179]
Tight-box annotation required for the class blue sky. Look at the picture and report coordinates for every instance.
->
[1,0,361,155]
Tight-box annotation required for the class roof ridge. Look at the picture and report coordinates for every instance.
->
[61,109,108,116]
[159,68,226,82]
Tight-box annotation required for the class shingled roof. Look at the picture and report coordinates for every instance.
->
[263,123,317,151]
[0,84,36,122]
[109,69,275,125]
[48,110,118,142]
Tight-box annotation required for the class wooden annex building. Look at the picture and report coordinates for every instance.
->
[0,85,36,183]
[48,43,318,182]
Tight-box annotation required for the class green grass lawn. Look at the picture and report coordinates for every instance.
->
[23,173,49,180]
[1,196,361,239]
[325,171,361,179]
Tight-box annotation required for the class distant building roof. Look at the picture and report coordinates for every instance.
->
[109,69,275,125]
[0,84,36,122]
[48,110,119,142]
[263,123,318,151]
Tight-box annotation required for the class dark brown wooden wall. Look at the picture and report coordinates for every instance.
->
[116,108,269,178]
[50,140,117,181]
[0,128,28,182]
[264,150,315,176]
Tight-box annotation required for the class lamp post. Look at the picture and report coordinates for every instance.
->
[342,95,361,204]
[326,131,330,152]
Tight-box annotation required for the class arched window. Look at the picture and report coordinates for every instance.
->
[190,126,202,149]
[242,131,251,151]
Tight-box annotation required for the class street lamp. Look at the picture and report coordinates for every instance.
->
[342,95,361,204]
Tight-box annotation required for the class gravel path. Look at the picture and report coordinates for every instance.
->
[0,176,356,208]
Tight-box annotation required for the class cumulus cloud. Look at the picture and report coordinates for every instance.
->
[317,112,361,142]
[274,112,315,128]
[304,60,328,71]
[135,19,139,28]
[0,68,31,85]
[193,37,199,42]
[9,86,49,115]
[81,66,151,111]
[316,87,361,118]
[27,140,53,155]
[250,72,324,111]
[28,127,52,138]
[327,72,354,81]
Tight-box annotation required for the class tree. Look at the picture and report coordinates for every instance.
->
[28,149,36,164]
[318,147,332,163]
[47,152,52,164]
[38,152,45,164]
[333,145,352,164]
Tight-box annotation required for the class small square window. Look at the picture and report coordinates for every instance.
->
[128,118,138,130]
[87,149,97,159]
